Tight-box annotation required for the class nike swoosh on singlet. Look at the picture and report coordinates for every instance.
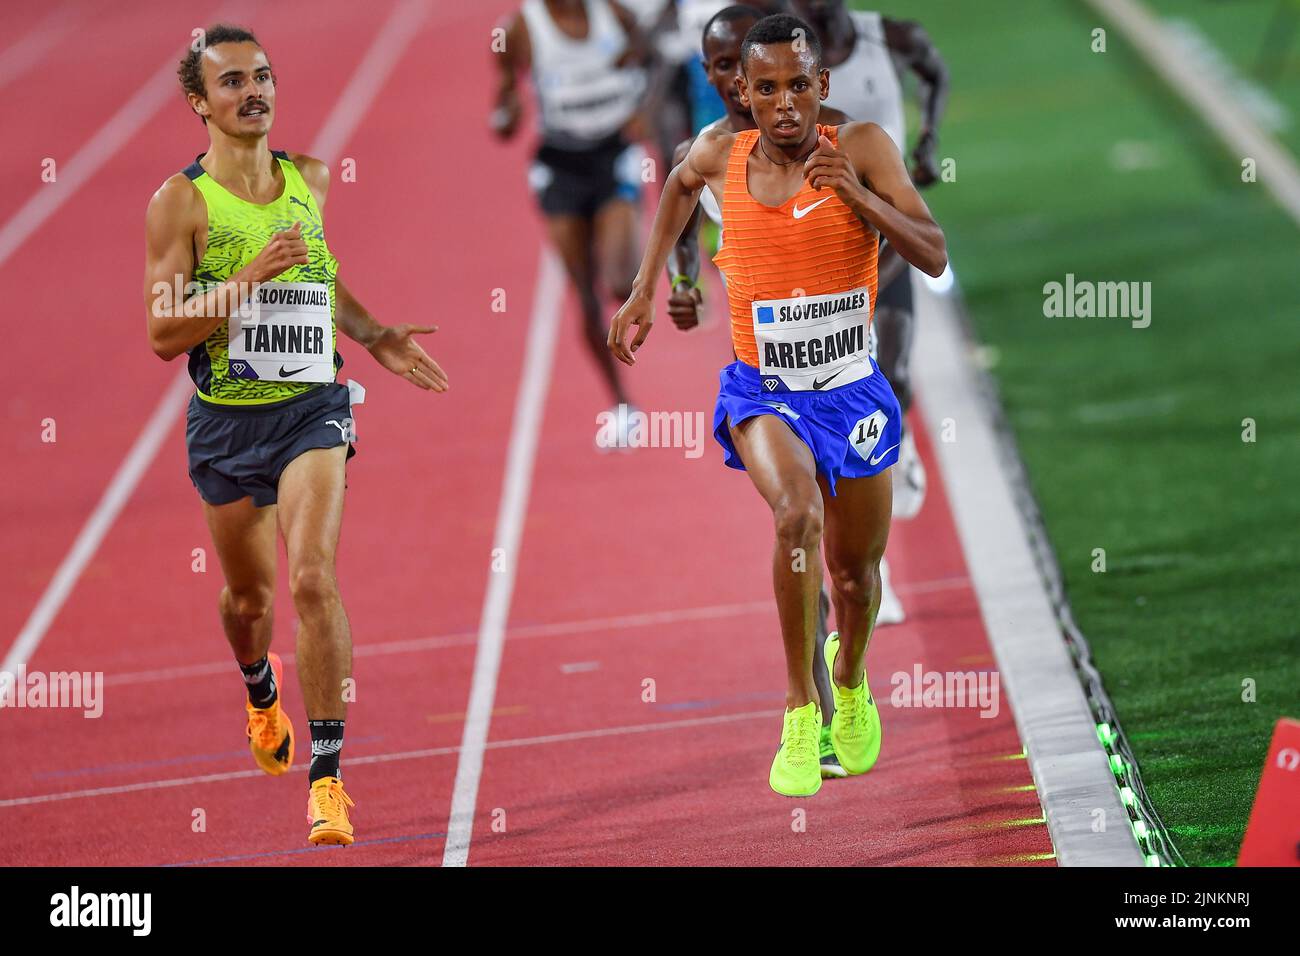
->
[812,368,846,390]
[279,365,309,377]
[869,443,900,466]
[792,196,833,219]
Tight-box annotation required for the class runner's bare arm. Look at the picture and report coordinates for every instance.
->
[289,154,449,392]
[804,122,946,277]
[609,128,732,364]
[144,176,307,361]
[490,13,529,139]
[882,17,949,187]
[665,136,705,331]
[812,106,910,287]
[610,0,652,67]
[335,276,448,393]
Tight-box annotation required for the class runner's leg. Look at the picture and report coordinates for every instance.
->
[546,213,630,407]
[727,414,823,709]
[819,469,893,687]
[203,496,278,667]
[277,445,351,722]
[593,196,640,305]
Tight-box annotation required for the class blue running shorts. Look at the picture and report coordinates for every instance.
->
[712,358,902,496]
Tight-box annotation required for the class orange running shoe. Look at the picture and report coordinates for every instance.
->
[245,652,295,776]
[307,776,356,846]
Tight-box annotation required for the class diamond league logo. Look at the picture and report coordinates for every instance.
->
[763,377,779,391]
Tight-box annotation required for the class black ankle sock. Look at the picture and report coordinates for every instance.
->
[239,657,276,708]
[308,720,345,784]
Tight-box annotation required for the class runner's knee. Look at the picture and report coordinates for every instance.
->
[223,584,273,628]
[289,560,339,610]
[773,496,823,550]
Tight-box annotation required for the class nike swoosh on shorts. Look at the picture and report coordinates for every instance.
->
[870,443,900,466]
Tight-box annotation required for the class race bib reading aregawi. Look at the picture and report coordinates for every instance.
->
[754,286,873,393]
[227,282,333,383]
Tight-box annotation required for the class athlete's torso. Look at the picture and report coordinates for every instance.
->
[521,0,645,150]
[712,126,878,393]
[821,11,906,151]
[184,150,340,406]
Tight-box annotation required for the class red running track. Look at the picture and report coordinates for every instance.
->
[0,0,1053,867]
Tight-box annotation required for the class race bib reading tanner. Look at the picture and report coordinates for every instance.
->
[753,286,873,393]
[227,282,333,383]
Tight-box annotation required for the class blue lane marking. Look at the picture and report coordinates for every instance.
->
[164,831,448,867]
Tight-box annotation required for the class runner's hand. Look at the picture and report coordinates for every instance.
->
[803,135,865,204]
[620,110,649,144]
[249,221,309,282]
[609,289,653,365]
[368,324,449,392]
[666,282,702,331]
[910,129,940,188]
[490,95,520,140]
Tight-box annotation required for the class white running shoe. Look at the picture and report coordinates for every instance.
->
[892,429,927,520]
[876,556,905,626]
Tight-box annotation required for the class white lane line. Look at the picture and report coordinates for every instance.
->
[309,0,431,164]
[1084,0,1300,227]
[0,0,432,677]
[441,248,566,868]
[0,57,177,267]
[0,708,774,809]
[0,0,251,269]
[0,3,78,93]
[2,371,193,676]
[97,576,972,687]
[102,599,775,686]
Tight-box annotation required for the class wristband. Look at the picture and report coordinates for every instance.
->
[670,273,700,291]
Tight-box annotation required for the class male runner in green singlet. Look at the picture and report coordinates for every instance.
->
[143,24,448,845]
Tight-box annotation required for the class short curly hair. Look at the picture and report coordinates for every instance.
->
[178,24,263,123]
[741,13,823,72]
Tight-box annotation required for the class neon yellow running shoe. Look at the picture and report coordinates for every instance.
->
[769,701,822,797]
[823,631,882,775]
[820,724,847,779]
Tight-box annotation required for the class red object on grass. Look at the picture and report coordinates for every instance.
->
[1236,717,1300,866]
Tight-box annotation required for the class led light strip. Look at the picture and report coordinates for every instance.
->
[980,351,1185,867]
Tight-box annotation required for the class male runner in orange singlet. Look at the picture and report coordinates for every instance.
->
[609,13,945,796]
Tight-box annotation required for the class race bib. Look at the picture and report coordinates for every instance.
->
[754,287,872,393]
[227,282,333,383]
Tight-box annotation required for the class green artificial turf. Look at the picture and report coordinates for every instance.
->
[853,0,1300,865]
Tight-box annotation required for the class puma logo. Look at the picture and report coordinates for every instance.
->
[325,418,355,442]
